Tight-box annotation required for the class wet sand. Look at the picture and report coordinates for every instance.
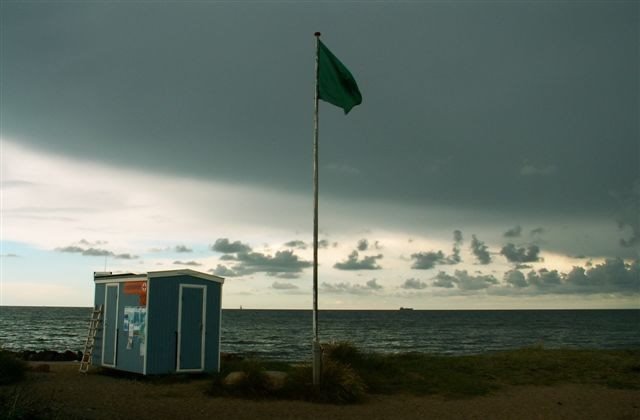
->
[20,362,640,420]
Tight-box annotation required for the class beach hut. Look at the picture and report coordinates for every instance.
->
[90,270,224,375]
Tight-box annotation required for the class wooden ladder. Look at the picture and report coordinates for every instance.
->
[79,305,103,373]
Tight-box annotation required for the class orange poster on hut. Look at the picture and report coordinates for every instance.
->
[124,281,147,305]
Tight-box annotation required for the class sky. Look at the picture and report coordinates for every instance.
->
[1,0,638,309]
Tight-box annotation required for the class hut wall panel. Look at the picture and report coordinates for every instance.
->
[113,288,146,374]
[146,277,180,375]
[205,282,222,372]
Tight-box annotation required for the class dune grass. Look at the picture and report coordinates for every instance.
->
[0,350,54,419]
[210,343,640,403]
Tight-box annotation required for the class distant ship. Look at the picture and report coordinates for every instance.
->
[399,307,414,311]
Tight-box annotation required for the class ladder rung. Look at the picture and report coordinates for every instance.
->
[79,305,103,373]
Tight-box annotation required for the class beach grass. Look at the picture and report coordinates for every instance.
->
[0,351,27,386]
[210,343,640,403]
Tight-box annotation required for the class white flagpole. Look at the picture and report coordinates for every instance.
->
[312,31,322,386]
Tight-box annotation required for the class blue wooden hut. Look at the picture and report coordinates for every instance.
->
[91,270,224,375]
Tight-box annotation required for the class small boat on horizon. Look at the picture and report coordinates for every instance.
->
[399,307,414,311]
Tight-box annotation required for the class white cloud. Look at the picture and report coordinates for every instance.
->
[1,139,636,309]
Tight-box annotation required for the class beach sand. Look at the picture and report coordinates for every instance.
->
[19,362,640,419]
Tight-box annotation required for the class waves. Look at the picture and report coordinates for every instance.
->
[1,307,638,361]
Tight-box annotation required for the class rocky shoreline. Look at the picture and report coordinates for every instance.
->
[4,349,82,362]
[2,349,246,363]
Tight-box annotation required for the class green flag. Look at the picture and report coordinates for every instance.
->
[317,40,362,114]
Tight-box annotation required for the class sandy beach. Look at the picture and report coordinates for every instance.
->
[15,362,639,420]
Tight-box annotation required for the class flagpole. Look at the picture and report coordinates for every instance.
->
[312,31,322,386]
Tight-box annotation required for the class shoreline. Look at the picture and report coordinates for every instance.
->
[10,363,640,420]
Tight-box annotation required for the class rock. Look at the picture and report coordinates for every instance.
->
[40,350,58,361]
[23,350,36,361]
[19,350,80,362]
[223,371,247,386]
[220,352,243,362]
[263,371,288,391]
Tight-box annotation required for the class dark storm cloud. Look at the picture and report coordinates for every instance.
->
[519,163,557,177]
[503,226,522,238]
[173,260,202,266]
[401,278,428,290]
[284,240,307,250]
[334,251,383,270]
[3,3,636,221]
[321,279,383,295]
[470,235,492,265]
[174,245,193,253]
[500,243,541,263]
[357,239,369,251]
[612,180,640,248]
[225,250,312,277]
[210,239,252,254]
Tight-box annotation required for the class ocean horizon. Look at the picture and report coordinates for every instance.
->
[1,306,638,362]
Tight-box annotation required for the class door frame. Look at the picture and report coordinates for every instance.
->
[101,283,119,367]
[176,284,207,372]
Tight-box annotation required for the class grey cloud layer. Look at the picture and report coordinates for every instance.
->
[173,260,202,266]
[334,251,383,270]
[210,239,252,254]
[433,271,498,290]
[56,245,138,259]
[3,2,636,225]
[500,243,541,263]
[401,278,428,290]
[431,259,638,296]
[210,238,312,279]
[321,279,383,295]
[174,245,193,253]
[470,235,492,264]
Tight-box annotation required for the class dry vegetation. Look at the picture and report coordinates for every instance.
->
[1,346,639,419]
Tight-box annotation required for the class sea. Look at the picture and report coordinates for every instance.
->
[0,307,638,362]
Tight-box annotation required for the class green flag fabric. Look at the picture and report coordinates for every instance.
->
[317,40,362,114]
